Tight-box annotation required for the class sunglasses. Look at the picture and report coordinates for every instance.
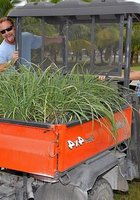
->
[0,25,13,34]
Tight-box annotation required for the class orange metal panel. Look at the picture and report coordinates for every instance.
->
[0,123,58,177]
[57,107,132,172]
[0,106,132,177]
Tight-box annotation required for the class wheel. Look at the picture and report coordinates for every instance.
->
[34,182,88,200]
[88,178,114,200]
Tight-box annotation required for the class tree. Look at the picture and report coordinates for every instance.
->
[26,0,93,3]
[0,0,22,17]
[131,24,140,64]
[96,25,119,64]
[26,0,61,2]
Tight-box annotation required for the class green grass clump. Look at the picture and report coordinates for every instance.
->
[0,65,130,129]
[114,181,140,200]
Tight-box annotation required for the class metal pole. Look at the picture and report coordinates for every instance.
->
[90,16,95,71]
[64,19,69,71]
[59,24,65,70]
[118,15,124,76]
[124,14,132,88]
[40,17,45,70]
[15,17,22,67]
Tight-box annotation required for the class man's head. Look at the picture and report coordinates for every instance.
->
[0,17,16,44]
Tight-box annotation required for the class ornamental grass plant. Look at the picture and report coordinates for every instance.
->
[0,64,130,133]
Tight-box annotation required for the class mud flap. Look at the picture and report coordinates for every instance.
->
[103,165,128,192]
[34,182,88,200]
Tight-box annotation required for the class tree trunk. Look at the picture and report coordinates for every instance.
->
[130,51,134,65]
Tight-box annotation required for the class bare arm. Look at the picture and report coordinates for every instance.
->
[45,36,63,45]
[99,71,140,81]
[129,71,140,80]
[0,51,19,73]
[0,62,12,72]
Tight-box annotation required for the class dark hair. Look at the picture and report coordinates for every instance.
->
[0,17,14,26]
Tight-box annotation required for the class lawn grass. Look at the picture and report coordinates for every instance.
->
[114,181,140,200]
[130,64,140,71]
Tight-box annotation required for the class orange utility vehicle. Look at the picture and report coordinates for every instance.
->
[0,0,140,199]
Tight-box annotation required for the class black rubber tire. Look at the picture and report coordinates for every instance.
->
[88,178,114,200]
[34,182,87,200]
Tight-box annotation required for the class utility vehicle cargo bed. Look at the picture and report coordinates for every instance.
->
[0,106,132,178]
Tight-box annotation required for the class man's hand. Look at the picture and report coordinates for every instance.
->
[98,75,106,81]
[98,75,123,81]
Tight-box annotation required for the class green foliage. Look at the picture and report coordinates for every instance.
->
[22,17,59,36]
[26,0,62,2]
[0,0,13,17]
[26,0,93,3]
[69,24,91,40]
[70,39,92,54]
[49,0,94,2]
[10,0,22,4]
[114,181,140,200]
[0,64,130,139]
[81,0,93,2]
[96,25,119,49]
[22,17,42,35]
[132,24,140,53]
[49,0,62,3]
[0,0,22,17]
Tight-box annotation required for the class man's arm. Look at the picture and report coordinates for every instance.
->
[0,62,12,72]
[45,35,63,45]
[99,71,140,81]
[129,71,140,80]
[0,51,19,73]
